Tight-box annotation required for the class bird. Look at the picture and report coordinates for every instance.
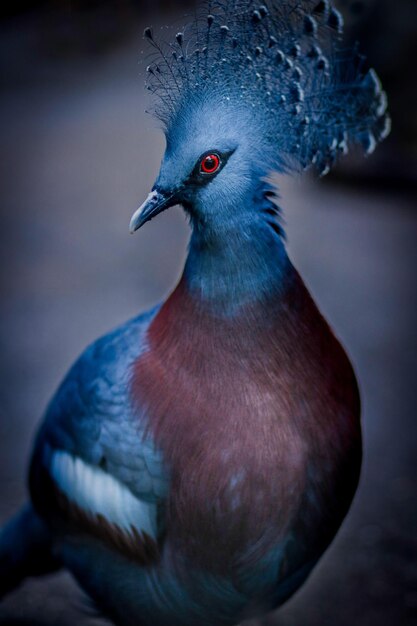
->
[0,1,389,625]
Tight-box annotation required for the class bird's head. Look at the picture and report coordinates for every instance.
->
[130,1,390,236]
[130,94,276,235]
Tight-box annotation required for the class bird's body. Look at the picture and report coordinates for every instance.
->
[1,0,389,623]
[28,257,360,626]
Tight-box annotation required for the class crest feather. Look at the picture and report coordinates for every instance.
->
[144,0,389,175]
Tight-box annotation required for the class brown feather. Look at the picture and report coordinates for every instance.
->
[132,268,361,576]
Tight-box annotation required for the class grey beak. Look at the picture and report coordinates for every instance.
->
[129,189,176,233]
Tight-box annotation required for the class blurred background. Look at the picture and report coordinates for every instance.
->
[0,1,416,625]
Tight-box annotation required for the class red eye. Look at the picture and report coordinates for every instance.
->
[200,153,221,175]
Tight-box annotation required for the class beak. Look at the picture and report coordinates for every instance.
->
[129,189,177,233]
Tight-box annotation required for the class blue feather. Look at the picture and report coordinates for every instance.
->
[144,0,389,176]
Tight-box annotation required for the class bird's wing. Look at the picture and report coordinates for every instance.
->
[29,308,169,564]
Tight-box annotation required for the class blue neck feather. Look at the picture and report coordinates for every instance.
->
[183,183,290,314]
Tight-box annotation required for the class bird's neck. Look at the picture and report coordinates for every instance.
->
[184,193,289,314]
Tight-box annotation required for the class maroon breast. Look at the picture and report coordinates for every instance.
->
[131,270,361,574]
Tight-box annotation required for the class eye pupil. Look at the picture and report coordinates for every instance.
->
[201,154,220,174]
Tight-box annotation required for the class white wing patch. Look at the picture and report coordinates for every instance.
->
[50,450,157,541]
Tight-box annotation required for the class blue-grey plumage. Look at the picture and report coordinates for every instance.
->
[1,0,387,624]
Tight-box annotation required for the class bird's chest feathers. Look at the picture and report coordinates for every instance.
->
[131,278,359,567]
